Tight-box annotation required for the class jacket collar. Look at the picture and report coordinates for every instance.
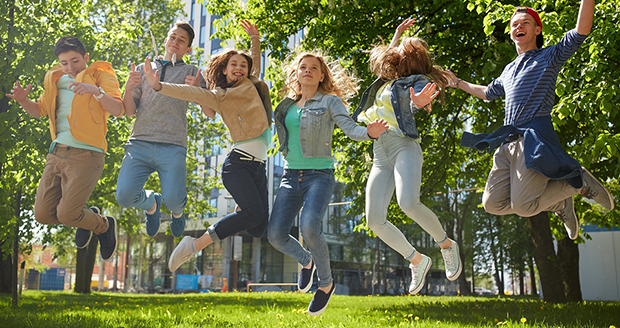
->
[46,61,114,84]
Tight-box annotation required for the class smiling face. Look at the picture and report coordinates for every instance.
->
[510,12,541,50]
[222,54,249,84]
[57,50,89,78]
[164,26,191,60]
[296,56,324,88]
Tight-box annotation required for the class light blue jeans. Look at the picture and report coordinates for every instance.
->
[268,169,335,288]
[115,140,187,215]
[366,130,447,260]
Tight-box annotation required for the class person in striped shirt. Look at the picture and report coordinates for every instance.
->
[447,0,613,240]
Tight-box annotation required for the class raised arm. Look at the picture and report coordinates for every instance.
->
[241,20,262,78]
[390,18,416,48]
[143,57,221,111]
[122,63,141,117]
[576,0,594,35]
[446,70,489,101]
[6,81,41,117]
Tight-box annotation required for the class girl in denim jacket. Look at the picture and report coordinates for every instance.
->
[144,21,273,274]
[352,19,462,295]
[268,52,387,316]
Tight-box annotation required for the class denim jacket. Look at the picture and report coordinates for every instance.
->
[274,91,370,158]
[461,116,583,188]
[352,74,431,139]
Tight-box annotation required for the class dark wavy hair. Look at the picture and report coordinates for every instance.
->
[205,49,253,89]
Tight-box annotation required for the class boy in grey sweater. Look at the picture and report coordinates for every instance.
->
[116,20,206,237]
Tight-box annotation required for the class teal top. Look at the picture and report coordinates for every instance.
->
[234,127,271,149]
[50,75,104,153]
[284,104,334,169]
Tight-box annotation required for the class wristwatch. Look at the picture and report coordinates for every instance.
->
[94,87,105,100]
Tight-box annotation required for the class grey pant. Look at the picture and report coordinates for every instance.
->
[365,130,447,260]
[482,136,578,216]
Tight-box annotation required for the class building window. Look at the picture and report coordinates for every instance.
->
[190,0,195,21]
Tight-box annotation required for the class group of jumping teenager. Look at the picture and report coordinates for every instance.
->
[6,0,614,316]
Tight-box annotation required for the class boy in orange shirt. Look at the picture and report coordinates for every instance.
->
[6,36,124,260]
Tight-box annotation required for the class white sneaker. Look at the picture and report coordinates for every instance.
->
[441,239,463,281]
[409,254,431,295]
[581,168,614,210]
[556,197,579,240]
[168,236,198,272]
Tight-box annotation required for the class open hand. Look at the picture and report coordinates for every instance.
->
[5,81,32,102]
[396,18,416,34]
[143,57,162,91]
[185,69,202,86]
[240,19,259,38]
[367,119,389,139]
[410,83,438,112]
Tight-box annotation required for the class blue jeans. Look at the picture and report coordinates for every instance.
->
[115,140,187,215]
[267,169,335,288]
[208,150,269,241]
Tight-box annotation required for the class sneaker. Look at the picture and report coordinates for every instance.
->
[308,283,336,316]
[145,193,162,237]
[556,197,579,240]
[581,168,614,210]
[168,236,198,272]
[170,212,186,238]
[75,206,98,249]
[96,216,118,261]
[298,259,316,293]
[409,254,431,295]
[441,239,463,281]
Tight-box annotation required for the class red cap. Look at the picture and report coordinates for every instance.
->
[512,7,542,28]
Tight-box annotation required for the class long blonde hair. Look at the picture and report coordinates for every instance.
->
[280,52,358,106]
[369,37,450,102]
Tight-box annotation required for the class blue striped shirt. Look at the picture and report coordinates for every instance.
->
[485,29,588,126]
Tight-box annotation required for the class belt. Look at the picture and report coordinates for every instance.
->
[231,148,265,163]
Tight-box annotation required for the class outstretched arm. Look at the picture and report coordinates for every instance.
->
[446,70,489,101]
[241,20,262,78]
[390,18,416,48]
[576,0,595,35]
[6,81,40,117]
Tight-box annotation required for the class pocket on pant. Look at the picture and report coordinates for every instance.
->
[89,151,105,169]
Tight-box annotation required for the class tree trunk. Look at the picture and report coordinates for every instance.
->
[526,212,566,303]
[148,240,154,293]
[518,267,525,295]
[12,189,21,307]
[74,235,98,293]
[557,236,582,302]
[528,255,537,295]
[0,243,12,293]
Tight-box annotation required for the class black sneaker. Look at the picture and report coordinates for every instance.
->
[76,207,99,249]
[308,283,335,316]
[96,216,118,261]
[298,259,315,293]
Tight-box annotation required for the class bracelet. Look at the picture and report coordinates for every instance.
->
[456,78,463,88]
[367,132,376,140]
[250,36,260,39]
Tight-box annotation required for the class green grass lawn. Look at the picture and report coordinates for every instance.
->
[1,291,619,327]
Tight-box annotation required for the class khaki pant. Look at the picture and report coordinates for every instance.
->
[482,136,579,217]
[34,144,108,234]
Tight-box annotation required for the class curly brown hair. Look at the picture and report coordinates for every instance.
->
[280,52,358,106]
[205,49,253,89]
[369,37,450,102]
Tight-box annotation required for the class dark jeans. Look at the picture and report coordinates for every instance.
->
[209,150,269,241]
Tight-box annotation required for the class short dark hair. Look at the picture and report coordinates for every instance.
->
[54,36,87,57]
[173,20,195,46]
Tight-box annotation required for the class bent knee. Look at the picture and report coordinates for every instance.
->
[115,187,139,208]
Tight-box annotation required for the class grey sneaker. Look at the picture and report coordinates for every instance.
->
[556,197,579,240]
[75,206,98,249]
[168,235,198,272]
[409,254,431,295]
[581,168,614,210]
[441,239,463,281]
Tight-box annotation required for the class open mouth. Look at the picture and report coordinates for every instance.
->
[516,31,526,37]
